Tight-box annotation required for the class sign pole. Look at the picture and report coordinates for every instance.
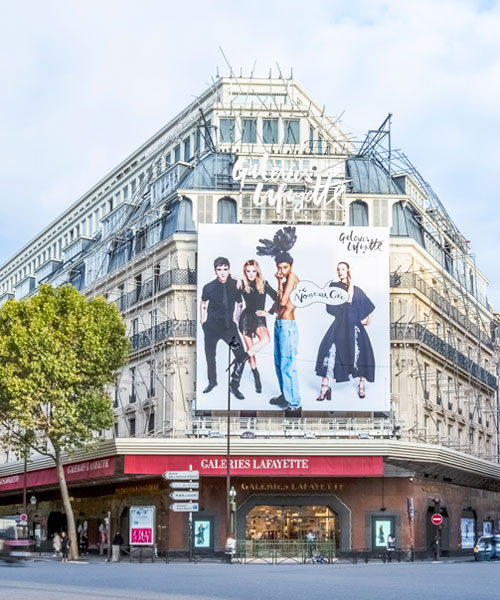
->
[226,344,231,541]
[189,464,193,562]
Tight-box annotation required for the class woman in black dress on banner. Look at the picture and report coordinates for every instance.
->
[315,261,375,401]
[238,259,277,393]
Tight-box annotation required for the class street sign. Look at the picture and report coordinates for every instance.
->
[170,481,200,490]
[431,513,443,526]
[169,491,199,501]
[170,502,199,512]
[163,470,200,480]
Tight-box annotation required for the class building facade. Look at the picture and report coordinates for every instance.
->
[1,77,499,557]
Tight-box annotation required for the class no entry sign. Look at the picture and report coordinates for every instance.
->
[431,513,443,526]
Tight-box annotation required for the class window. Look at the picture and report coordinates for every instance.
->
[123,187,129,202]
[263,119,278,144]
[129,418,136,437]
[219,118,235,143]
[174,145,181,162]
[349,201,369,226]
[132,318,139,337]
[436,371,442,404]
[148,413,155,434]
[242,119,257,143]
[283,119,300,144]
[217,197,237,223]
[130,367,136,402]
[195,129,201,153]
[309,126,314,151]
[114,422,119,438]
[184,136,191,161]
[149,360,156,397]
[317,134,323,154]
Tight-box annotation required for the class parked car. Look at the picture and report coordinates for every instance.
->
[473,535,500,561]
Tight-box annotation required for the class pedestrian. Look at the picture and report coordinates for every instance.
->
[225,536,236,564]
[306,529,316,558]
[52,531,61,557]
[112,532,124,563]
[80,531,89,556]
[60,531,70,562]
[386,533,396,562]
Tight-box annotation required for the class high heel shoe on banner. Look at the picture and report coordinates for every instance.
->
[316,384,331,401]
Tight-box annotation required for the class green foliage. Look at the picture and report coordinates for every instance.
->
[0,284,130,456]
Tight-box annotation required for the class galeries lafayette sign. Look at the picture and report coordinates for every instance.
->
[0,457,116,492]
[124,455,383,477]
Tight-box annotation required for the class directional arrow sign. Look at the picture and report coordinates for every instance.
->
[169,491,199,501]
[163,470,199,480]
[170,481,200,490]
[170,502,199,512]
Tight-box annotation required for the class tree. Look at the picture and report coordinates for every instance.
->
[0,284,129,560]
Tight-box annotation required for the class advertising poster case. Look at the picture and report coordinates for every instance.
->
[194,520,211,549]
[461,518,475,549]
[373,518,393,548]
[129,506,155,545]
[197,224,389,412]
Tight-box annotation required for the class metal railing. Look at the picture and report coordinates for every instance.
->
[391,322,496,389]
[130,319,196,352]
[186,416,398,439]
[390,272,491,347]
[115,267,196,312]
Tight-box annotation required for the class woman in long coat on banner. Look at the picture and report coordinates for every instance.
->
[315,261,375,401]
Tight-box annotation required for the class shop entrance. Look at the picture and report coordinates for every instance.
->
[246,505,337,542]
[236,493,351,553]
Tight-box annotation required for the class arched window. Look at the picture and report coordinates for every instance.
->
[349,200,368,226]
[217,197,237,224]
[390,201,424,246]
[177,198,195,232]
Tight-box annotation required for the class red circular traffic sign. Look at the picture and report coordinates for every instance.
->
[431,514,443,526]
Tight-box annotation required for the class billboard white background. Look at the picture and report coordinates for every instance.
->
[196,224,389,412]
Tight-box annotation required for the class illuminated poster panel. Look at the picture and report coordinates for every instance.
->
[197,224,389,412]
[129,506,155,545]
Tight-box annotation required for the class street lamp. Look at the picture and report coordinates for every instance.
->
[226,337,242,543]
[229,486,237,536]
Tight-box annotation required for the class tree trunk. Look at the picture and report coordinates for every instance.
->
[55,448,79,561]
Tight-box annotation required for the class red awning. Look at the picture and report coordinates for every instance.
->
[124,454,383,477]
[0,457,117,492]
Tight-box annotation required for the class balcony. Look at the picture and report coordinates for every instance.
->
[390,272,491,347]
[115,268,196,312]
[186,416,399,439]
[130,319,196,352]
[391,322,497,390]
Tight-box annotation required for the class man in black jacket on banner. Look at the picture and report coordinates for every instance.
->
[200,257,247,399]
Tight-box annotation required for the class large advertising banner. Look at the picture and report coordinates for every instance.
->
[196,224,389,412]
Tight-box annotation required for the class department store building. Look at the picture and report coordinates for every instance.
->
[0,77,499,557]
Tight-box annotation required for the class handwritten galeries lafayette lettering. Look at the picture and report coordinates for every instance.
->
[200,458,309,470]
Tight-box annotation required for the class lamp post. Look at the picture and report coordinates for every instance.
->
[226,338,240,542]
[229,486,237,536]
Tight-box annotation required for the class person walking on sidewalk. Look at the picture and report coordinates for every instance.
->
[386,533,396,562]
[60,531,70,562]
[112,532,124,562]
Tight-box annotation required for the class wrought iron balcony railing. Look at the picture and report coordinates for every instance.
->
[130,319,196,352]
[391,322,497,389]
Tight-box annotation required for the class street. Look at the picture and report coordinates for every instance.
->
[1,559,499,600]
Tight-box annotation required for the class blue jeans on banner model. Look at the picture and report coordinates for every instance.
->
[274,320,301,408]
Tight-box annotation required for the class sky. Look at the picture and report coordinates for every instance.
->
[1,0,499,306]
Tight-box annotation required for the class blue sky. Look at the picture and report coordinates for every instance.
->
[1,0,499,306]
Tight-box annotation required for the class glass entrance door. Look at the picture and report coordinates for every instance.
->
[246,505,337,541]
